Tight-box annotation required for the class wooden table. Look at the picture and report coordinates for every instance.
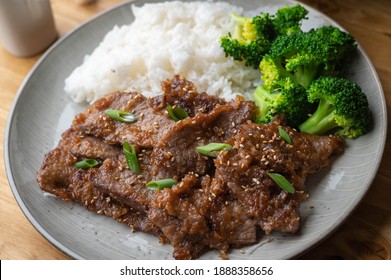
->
[0,0,390,260]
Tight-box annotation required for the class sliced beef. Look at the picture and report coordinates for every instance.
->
[150,75,226,116]
[72,75,227,149]
[70,169,163,238]
[86,152,153,214]
[36,128,159,235]
[37,129,121,199]
[149,97,257,180]
[37,76,345,260]
[148,116,344,259]
[72,91,176,148]
[37,147,78,200]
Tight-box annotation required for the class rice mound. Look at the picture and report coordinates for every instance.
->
[64,1,260,103]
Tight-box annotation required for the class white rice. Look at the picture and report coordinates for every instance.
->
[64,1,260,103]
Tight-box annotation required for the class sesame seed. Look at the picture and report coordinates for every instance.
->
[252,178,260,184]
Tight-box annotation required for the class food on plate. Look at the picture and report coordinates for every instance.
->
[259,25,357,90]
[220,4,309,68]
[64,1,260,103]
[220,5,370,139]
[253,77,313,127]
[298,76,371,138]
[37,75,344,259]
[37,1,373,259]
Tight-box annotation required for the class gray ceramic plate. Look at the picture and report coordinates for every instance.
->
[4,0,387,259]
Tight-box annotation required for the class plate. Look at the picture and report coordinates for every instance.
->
[4,0,387,259]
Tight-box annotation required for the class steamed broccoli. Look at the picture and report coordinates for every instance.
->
[220,12,274,69]
[220,4,308,69]
[260,26,357,90]
[298,76,371,138]
[273,4,310,35]
[253,77,314,127]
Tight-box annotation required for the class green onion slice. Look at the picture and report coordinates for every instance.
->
[105,109,137,123]
[166,105,188,122]
[146,179,178,190]
[123,141,140,174]
[75,159,99,169]
[196,143,233,157]
[267,172,295,194]
[278,126,292,144]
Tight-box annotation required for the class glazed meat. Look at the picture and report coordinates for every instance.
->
[148,116,344,259]
[72,75,228,148]
[37,75,344,259]
[150,98,257,180]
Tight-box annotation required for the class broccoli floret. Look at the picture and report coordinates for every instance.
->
[220,4,308,69]
[260,26,357,90]
[273,4,309,35]
[220,13,274,68]
[253,77,314,127]
[298,76,371,138]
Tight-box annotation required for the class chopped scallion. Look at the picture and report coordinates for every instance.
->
[75,159,99,169]
[146,179,178,190]
[278,126,292,144]
[195,143,233,157]
[267,172,295,194]
[105,109,137,123]
[123,141,140,174]
[166,105,188,122]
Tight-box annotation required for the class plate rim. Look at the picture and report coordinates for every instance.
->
[3,0,388,260]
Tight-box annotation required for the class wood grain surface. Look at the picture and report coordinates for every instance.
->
[0,0,390,260]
